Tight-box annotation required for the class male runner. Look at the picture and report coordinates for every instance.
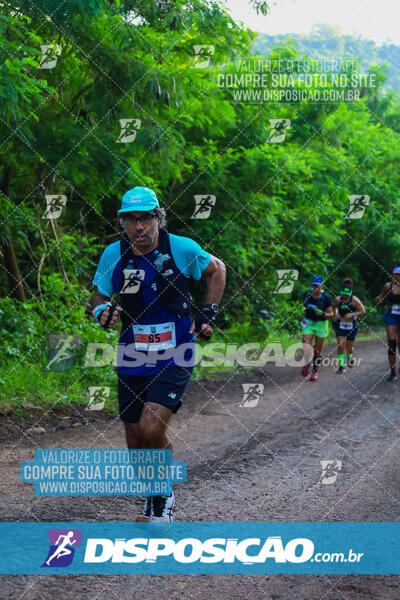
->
[91,186,226,521]
[300,275,333,381]
[375,266,400,381]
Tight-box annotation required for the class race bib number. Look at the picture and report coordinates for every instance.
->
[133,322,176,351]
[391,304,400,315]
[339,321,353,330]
[301,317,311,328]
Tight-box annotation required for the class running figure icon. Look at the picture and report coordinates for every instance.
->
[121,270,143,294]
[45,531,77,566]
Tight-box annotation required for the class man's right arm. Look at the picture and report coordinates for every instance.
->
[91,290,122,328]
[91,291,110,311]
[91,243,122,328]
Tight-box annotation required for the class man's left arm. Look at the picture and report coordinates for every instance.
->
[189,254,226,339]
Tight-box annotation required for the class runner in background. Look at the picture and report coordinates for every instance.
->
[333,279,366,374]
[301,275,334,382]
[375,266,400,381]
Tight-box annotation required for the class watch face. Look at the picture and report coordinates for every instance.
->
[211,303,219,313]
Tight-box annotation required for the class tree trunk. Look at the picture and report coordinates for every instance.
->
[1,165,26,302]
[2,236,26,302]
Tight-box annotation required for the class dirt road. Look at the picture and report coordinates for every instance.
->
[1,337,400,599]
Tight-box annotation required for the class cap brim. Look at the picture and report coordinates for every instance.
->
[118,205,157,213]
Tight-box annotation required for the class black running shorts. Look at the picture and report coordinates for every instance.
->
[117,365,193,423]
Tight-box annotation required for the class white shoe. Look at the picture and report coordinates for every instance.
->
[135,496,152,522]
[150,491,175,522]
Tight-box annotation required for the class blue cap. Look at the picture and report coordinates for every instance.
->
[118,187,159,213]
[311,275,324,285]
[393,266,400,274]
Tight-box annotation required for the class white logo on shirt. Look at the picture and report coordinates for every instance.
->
[121,269,145,294]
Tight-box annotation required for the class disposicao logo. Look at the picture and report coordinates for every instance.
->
[42,529,82,567]
[83,536,314,564]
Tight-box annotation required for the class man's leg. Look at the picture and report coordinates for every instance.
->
[124,414,168,522]
[137,365,193,521]
[387,326,397,380]
[396,328,400,375]
[117,373,149,520]
[346,337,355,367]
[138,402,173,450]
[346,339,354,355]
[123,422,141,449]
[314,336,325,363]
[311,336,325,379]
[337,335,346,372]
[138,402,174,522]
[301,334,314,376]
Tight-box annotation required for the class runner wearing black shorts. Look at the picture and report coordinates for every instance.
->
[333,278,366,374]
[375,266,400,381]
[91,186,226,521]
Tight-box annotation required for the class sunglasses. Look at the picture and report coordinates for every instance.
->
[123,212,158,225]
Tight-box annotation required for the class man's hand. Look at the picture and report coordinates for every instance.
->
[189,307,217,340]
[189,319,213,340]
[99,305,123,328]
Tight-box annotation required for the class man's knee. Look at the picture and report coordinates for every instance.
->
[138,422,165,447]
[124,422,141,448]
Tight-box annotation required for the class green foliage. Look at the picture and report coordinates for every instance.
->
[1,2,400,408]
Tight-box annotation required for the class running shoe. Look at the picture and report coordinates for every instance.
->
[347,355,356,368]
[387,371,398,382]
[301,362,311,377]
[151,491,175,522]
[135,496,152,522]
[336,365,345,374]
[310,370,318,381]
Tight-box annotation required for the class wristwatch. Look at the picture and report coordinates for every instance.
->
[203,303,219,314]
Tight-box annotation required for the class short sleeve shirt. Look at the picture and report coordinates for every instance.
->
[92,232,211,375]
[93,233,210,297]
[303,290,332,321]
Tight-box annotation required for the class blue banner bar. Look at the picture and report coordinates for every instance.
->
[0,522,399,574]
